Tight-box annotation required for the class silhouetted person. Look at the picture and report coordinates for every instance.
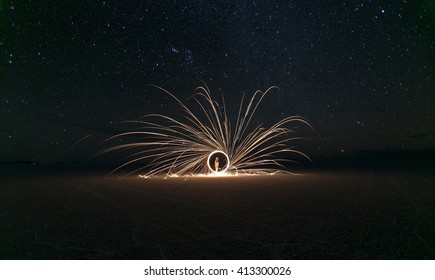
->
[214,157,220,172]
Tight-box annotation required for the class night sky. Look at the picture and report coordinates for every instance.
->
[1,0,434,164]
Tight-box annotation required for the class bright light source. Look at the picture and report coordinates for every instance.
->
[97,84,312,177]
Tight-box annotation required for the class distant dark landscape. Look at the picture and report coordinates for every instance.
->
[1,157,434,259]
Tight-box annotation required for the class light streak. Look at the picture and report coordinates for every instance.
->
[96,84,312,177]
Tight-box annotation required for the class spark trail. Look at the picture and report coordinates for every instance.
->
[96,84,312,177]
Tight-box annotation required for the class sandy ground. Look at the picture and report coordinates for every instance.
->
[0,160,434,259]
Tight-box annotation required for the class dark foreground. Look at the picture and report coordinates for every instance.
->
[1,160,434,259]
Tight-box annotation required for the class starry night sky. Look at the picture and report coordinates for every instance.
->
[1,0,434,163]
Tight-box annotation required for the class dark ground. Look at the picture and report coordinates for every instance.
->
[0,159,434,259]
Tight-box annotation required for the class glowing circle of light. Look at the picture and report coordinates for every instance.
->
[207,150,230,173]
